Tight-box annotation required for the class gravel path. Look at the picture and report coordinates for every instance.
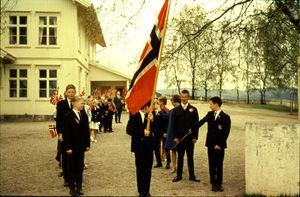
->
[0,102,298,196]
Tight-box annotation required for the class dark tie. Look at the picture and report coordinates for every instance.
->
[214,111,217,120]
[78,112,81,120]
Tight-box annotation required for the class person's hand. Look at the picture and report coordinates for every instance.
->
[144,129,151,137]
[66,149,72,155]
[214,145,221,150]
[192,138,197,144]
[58,134,63,142]
[163,133,167,138]
[86,147,90,151]
[173,138,179,144]
[148,112,154,122]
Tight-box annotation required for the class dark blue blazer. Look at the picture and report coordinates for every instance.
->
[126,112,154,153]
[56,99,72,134]
[62,110,90,152]
[194,111,231,149]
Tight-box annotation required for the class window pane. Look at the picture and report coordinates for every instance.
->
[9,35,17,44]
[49,80,57,89]
[39,80,46,88]
[39,27,47,45]
[40,90,47,98]
[10,80,17,88]
[20,27,27,35]
[20,80,27,88]
[9,27,17,44]
[49,28,56,36]
[10,70,17,78]
[20,69,27,77]
[49,70,57,78]
[49,37,57,45]
[10,89,17,97]
[19,16,27,24]
[20,89,27,97]
[39,16,47,25]
[20,36,27,44]
[9,27,17,35]
[9,16,17,24]
[39,70,47,78]
[49,17,57,25]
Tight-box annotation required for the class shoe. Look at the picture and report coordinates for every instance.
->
[189,176,200,182]
[172,176,182,182]
[64,181,69,187]
[217,185,224,192]
[211,185,218,192]
[76,188,84,195]
[69,188,79,196]
[154,163,162,168]
[165,163,170,169]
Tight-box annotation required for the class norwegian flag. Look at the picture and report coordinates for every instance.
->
[125,0,169,115]
[48,124,57,138]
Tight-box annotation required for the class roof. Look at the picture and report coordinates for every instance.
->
[0,48,16,63]
[89,61,131,80]
[74,0,106,47]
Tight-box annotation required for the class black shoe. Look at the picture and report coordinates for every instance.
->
[189,176,200,182]
[64,181,69,187]
[211,185,218,192]
[76,188,84,195]
[69,189,79,196]
[172,176,182,182]
[217,185,224,192]
[165,163,170,169]
[154,163,162,168]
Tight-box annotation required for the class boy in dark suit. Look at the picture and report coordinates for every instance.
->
[62,96,90,196]
[172,89,200,182]
[194,96,231,192]
[56,84,76,187]
[126,101,155,197]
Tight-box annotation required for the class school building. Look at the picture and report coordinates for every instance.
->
[0,0,131,120]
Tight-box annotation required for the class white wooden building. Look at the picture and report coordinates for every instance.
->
[0,0,131,120]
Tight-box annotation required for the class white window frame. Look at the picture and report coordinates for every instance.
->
[38,15,58,46]
[7,14,29,46]
[8,68,28,98]
[38,68,58,98]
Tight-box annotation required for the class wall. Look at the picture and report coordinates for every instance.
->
[245,123,300,196]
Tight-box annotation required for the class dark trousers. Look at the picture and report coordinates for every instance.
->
[61,142,69,182]
[208,147,224,186]
[176,140,195,178]
[67,151,85,190]
[154,136,162,165]
[135,151,153,194]
[115,107,122,123]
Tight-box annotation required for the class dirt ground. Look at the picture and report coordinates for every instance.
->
[0,102,298,196]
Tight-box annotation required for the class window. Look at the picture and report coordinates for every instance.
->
[9,69,28,98]
[8,15,28,45]
[39,69,57,98]
[39,16,57,45]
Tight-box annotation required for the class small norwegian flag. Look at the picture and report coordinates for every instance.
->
[48,125,57,138]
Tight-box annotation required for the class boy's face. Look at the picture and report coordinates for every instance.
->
[181,93,189,105]
[66,89,76,100]
[209,101,219,111]
[73,99,85,110]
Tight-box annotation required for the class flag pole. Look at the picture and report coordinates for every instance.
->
[146,0,171,131]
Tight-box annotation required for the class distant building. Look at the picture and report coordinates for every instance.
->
[0,0,130,120]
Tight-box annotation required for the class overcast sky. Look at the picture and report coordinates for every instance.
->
[92,0,236,89]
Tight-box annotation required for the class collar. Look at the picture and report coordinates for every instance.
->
[214,109,222,118]
[73,109,80,113]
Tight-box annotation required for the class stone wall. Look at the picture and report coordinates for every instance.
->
[245,123,300,195]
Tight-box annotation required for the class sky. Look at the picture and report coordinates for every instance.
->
[92,0,236,89]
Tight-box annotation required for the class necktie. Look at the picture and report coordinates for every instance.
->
[214,111,217,120]
[78,112,81,120]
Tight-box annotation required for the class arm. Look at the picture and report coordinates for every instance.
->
[191,108,199,140]
[216,114,231,149]
[126,114,144,138]
[62,114,72,152]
